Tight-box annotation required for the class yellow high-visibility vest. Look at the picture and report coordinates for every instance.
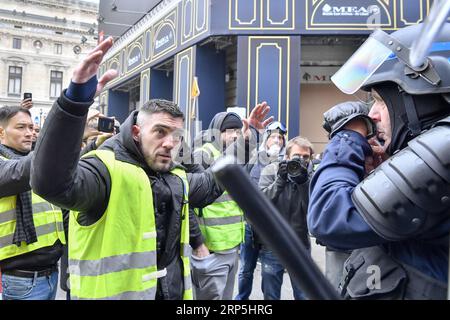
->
[194,143,244,251]
[69,150,192,300]
[0,156,65,261]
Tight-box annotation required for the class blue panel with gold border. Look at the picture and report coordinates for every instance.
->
[174,47,196,136]
[101,0,210,91]
[227,0,296,31]
[100,0,432,91]
[237,36,300,139]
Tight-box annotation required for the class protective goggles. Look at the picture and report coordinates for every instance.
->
[266,121,287,135]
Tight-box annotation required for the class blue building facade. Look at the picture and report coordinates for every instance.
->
[98,0,433,142]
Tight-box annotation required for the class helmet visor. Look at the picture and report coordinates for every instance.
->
[331,33,393,94]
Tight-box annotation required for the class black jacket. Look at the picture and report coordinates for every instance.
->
[259,162,311,250]
[0,151,63,271]
[31,92,225,299]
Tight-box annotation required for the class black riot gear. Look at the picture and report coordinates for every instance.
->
[352,117,450,241]
[328,19,450,300]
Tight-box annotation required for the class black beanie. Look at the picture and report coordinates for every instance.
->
[220,113,243,132]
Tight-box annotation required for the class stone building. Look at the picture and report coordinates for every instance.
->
[0,0,98,125]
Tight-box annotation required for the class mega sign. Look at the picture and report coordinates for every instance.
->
[306,0,393,30]
[322,4,381,17]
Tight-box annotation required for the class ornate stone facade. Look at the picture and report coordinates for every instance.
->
[0,0,98,125]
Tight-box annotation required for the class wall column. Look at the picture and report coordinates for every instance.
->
[236,35,301,138]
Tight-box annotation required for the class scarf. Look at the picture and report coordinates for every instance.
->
[0,144,37,246]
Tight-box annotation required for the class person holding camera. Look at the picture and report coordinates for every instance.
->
[258,136,313,300]
[235,121,287,300]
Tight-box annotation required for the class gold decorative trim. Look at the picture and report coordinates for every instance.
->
[151,9,178,62]
[229,0,294,30]
[125,39,144,75]
[400,0,423,25]
[183,0,194,41]
[233,0,257,25]
[145,29,152,61]
[140,69,150,108]
[255,43,282,121]
[246,36,290,130]
[266,0,289,25]
[195,0,208,32]
[175,47,194,134]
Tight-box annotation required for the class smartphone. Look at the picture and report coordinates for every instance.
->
[97,117,115,133]
[23,92,32,101]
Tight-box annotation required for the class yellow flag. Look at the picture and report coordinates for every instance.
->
[191,76,200,98]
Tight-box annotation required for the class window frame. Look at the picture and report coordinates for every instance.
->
[8,66,22,96]
[12,37,22,49]
[54,43,63,55]
[49,70,63,98]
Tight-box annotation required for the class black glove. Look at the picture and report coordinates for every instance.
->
[323,101,377,139]
[277,160,288,181]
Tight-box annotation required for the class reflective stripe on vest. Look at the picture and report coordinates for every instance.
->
[198,215,243,227]
[0,156,65,261]
[72,287,157,300]
[68,251,157,277]
[0,202,53,224]
[194,143,245,252]
[174,170,193,300]
[69,150,192,300]
[0,221,64,249]
[200,143,221,161]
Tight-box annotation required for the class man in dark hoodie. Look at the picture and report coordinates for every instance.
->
[30,37,272,300]
[190,111,248,300]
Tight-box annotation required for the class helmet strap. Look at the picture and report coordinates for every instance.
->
[401,91,422,137]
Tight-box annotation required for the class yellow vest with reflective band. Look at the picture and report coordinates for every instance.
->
[194,143,244,251]
[68,150,192,300]
[0,156,65,261]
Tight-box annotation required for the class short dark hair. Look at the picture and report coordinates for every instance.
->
[0,106,31,126]
[286,136,314,157]
[140,99,185,121]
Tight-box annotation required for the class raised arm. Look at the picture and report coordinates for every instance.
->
[31,37,118,216]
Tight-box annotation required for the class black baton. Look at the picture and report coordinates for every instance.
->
[211,157,340,300]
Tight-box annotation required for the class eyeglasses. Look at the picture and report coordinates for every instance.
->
[266,121,287,134]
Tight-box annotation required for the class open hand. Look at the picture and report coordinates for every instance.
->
[72,37,118,97]
[242,101,274,139]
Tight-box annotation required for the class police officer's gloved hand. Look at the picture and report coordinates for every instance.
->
[323,101,377,139]
[277,160,288,181]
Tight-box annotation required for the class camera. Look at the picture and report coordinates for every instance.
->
[97,117,115,133]
[23,92,32,101]
[287,156,309,182]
